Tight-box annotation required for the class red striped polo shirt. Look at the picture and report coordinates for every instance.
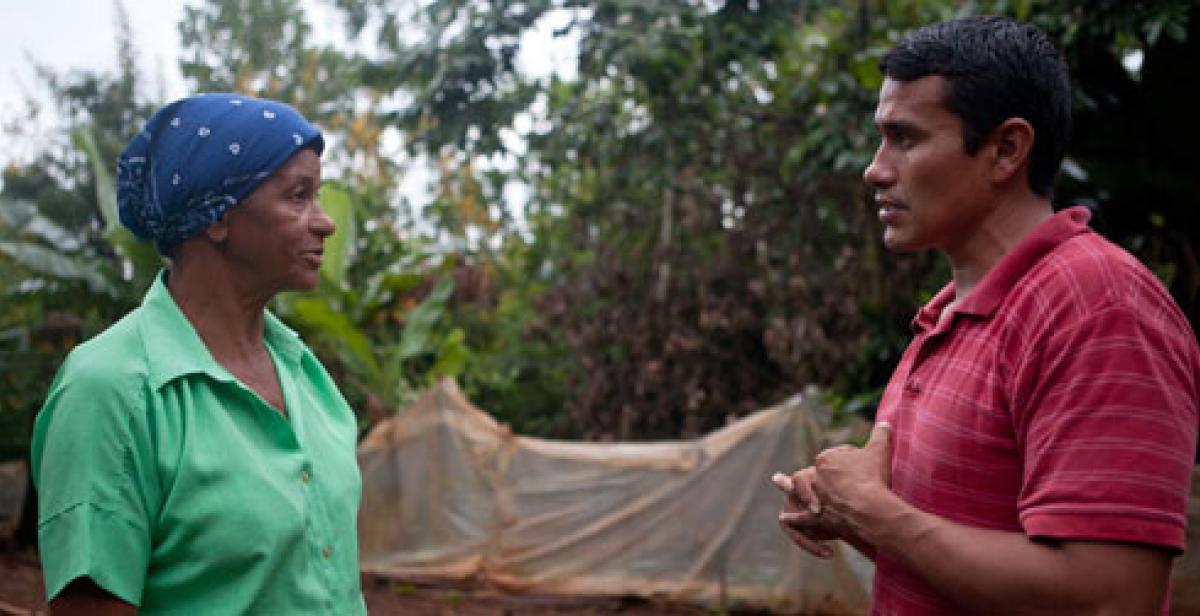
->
[872,206,1200,614]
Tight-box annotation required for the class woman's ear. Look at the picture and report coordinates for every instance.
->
[203,215,230,243]
[988,117,1036,186]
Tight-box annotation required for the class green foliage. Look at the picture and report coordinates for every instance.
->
[397,277,456,360]
[1029,1,1199,330]
[179,0,353,114]
[376,0,941,437]
[3,0,1196,454]
[0,2,174,461]
[340,0,550,155]
[334,0,1198,440]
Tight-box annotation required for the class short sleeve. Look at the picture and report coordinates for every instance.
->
[31,355,157,604]
[1015,300,1199,551]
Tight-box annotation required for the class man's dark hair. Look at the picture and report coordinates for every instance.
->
[879,15,1071,197]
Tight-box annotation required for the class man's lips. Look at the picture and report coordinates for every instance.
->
[874,195,905,211]
[875,196,906,225]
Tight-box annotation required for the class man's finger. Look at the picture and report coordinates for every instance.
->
[779,511,816,526]
[793,468,821,515]
[771,471,794,493]
[773,471,809,515]
[778,517,832,559]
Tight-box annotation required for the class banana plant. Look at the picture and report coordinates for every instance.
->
[0,124,166,303]
[71,126,164,289]
[0,196,115,296]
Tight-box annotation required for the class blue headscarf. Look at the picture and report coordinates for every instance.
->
[117,93,324,254]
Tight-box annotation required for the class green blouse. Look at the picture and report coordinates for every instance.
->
[32,272,366,614]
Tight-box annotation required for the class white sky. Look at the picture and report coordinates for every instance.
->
[0,1,186,103]
[0,2,169,164]
[0,0,360,165]
[0,0,577,158]
[0,0,580,231]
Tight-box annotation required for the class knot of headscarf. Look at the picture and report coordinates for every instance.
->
[117,93,324,254]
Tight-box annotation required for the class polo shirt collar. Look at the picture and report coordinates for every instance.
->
[140,271,306,390]
[912,206,1093,333]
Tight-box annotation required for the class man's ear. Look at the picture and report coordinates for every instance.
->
[988,117,1035,186]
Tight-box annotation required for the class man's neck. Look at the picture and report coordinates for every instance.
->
[946,195,1053,302]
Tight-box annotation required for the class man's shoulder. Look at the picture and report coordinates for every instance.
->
[1022,231,1175,312]
[995,230,1195,363]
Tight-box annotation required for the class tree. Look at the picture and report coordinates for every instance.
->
[332,0,947,438]
[1033,0,1199,333]
[331,0,1199,440]
[5,0,1196,448]
[0,1,166,459]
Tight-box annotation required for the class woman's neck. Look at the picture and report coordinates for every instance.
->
[165,258,271,364]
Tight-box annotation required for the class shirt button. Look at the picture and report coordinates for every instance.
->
[300,470,311,484]
[322,546,332,559]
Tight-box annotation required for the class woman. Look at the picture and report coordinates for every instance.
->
[31,94,366,614]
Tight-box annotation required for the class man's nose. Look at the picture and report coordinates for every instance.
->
[863,147,894,188]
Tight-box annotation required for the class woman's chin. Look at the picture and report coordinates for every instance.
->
[284,272,321,293]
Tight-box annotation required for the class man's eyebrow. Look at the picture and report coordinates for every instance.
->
[878,119,919,133]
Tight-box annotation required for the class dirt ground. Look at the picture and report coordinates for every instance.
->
[0,552,730,615]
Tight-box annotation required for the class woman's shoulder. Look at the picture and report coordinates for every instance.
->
[52,308,152,399]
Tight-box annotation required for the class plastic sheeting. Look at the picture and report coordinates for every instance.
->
[357,379,873,613]
[356,380,1200,613]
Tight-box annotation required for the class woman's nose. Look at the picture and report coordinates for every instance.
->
[311,204,336,238]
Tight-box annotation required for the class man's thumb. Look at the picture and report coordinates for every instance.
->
[867,422,891,453]
[867,422,892,485]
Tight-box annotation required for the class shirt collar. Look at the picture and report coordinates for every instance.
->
[263,310,304,365]
[140,270,306,390]
[912,206,1094,333]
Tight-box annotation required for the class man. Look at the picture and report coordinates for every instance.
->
[773,15,1200,614]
